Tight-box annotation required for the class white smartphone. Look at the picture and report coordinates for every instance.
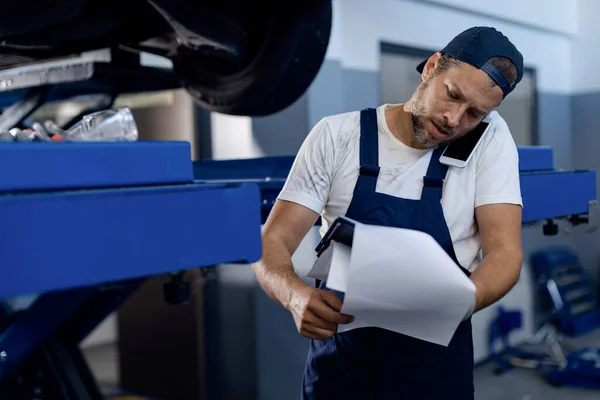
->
[439,115,492,168]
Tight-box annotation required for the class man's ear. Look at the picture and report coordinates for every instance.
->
[421,52,442,81]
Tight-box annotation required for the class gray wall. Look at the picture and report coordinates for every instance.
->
[571,92,600,290]
[251,91,310,157]
[307,60,380,126]
[539,93,572,170]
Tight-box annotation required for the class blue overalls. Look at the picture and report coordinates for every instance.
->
[301,108,474,399]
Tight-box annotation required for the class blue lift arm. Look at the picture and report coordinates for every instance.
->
[193,146,598,233]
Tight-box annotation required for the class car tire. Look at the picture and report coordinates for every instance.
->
[171,0,332,117]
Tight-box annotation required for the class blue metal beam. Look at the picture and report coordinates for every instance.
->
[0,181,262,300]
[193,149,597,226]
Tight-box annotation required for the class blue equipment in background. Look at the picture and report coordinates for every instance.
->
[488,248,600,390]
[531,248,600,336]
[488,306,563,373]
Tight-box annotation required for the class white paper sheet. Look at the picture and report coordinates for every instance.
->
[307,221,476,347]
[324,241,351,292]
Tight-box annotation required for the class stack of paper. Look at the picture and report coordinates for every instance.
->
[307,221,476,347]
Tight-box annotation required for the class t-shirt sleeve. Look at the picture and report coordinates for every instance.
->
[277,118,336,214]
[474,115,523,208]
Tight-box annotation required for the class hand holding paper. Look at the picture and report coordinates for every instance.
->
[307,220,476,346]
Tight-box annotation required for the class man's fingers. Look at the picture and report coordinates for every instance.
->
[311,297,354,325]
[319,290,355,323]
[304,309,337,332]
[316,291,354,324]
[319,290,343,311]
[302,325,336,340]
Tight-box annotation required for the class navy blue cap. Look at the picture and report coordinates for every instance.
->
[416,26,524,97]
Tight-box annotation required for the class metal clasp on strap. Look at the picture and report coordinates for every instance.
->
[423,177,444,188]
[359,165,380,177]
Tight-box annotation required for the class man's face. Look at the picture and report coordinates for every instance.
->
[410,58,504,148]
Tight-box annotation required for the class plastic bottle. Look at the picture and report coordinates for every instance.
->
[64,107,139,142]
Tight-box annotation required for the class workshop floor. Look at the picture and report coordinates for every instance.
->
[473,362,599,400]
[84,336,600,400]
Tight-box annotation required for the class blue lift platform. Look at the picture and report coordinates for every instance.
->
[0,141,262,399]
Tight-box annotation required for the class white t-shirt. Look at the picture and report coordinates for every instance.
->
[278,104,522,272]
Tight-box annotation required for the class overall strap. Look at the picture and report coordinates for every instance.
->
[358,108,380,192]
[421,144,450,201]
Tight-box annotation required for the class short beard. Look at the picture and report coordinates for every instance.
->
[410,83,438,149]
[410,113,437,149]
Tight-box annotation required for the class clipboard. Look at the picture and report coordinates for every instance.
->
[315,216,356,257]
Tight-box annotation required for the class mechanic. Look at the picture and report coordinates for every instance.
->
[252,26,525,399]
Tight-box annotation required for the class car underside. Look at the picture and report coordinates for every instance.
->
[0,0,333,116]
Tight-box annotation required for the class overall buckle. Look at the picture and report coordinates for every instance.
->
[359,165,380,177]
[423,177,444,188]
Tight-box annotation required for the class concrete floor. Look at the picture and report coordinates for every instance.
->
[84,333,600,400]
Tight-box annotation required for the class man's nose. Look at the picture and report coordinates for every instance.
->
[444,105,465,128]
